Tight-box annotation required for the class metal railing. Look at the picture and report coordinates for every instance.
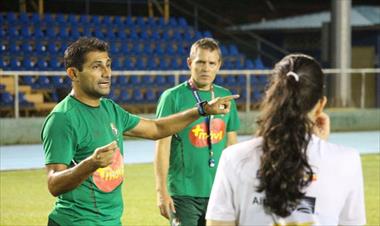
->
[1,68,379,118]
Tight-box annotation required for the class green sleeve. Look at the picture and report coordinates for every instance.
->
[41,112,76,166]
[113,102,141,132]
[156,89,176,118]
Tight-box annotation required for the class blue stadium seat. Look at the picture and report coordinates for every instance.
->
[31,13,41,25]
[34,76,51,88]
[229,44,239,56]
[19,13,29,24]
[214,76,224,86]
[114,16,124,28]
[107,89,117,101]
[33,27,44,38]
[119,90,131,103]
[20,25,30,38]
[8,27,19,37]
[6,12,17,25]
[9,58,21,70]
[178,17,188,27]
[145,89,156,103]
[21,76,34,86]
[43,14,55,25]
[167,75,175,85]
[0,92,14,106]
[50,76,63,86]
[56,14,66,25]
[103,16,113,26]
[129,75,141,86]
[142,75,154,84]
[70,27,81,39]
[116,76,128,86]
[22,57,34,70]
[67,14,78,25]
[154,75,166,85]
[19,92,34,107]
[46,27,56,38]
[58,26,70,39]
[131,88,144,102]
[245,59,255,69]
[179,74,188,83]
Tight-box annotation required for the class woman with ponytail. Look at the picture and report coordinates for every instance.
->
[206,54,366,226]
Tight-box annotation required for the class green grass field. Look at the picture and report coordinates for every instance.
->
[1,154,379,226]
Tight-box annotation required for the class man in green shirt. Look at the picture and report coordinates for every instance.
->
[154,38,240,226]
[42,37,238,226]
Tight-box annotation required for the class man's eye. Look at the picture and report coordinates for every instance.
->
[92,65,99,69]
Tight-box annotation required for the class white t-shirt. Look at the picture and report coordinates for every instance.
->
[206,135,366,226]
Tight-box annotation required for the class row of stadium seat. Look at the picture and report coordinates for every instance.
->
[1,12,188,28]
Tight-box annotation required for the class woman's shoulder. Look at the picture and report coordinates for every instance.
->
[222,137,263,162]
[310,135,360,164]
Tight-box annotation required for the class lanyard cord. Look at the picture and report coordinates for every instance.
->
[187,80,215,167]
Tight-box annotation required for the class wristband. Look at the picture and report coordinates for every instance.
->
[197,100,208,116]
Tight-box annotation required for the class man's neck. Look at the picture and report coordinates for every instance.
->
[70,90,100,107]
[190,79,212,91]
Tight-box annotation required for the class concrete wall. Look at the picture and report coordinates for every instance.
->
[0,109,379,145]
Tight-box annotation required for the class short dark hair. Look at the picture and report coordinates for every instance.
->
[189,38,222,63]
[64,37,109,71]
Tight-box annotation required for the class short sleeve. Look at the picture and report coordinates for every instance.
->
[338,152,366,225]
[41,112,76,166]
[110,101,140,132]
[156,89,176,118]
[206,150,236,221]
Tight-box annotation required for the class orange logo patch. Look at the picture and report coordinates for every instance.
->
[93,148,124,192]
[189,118,226,147]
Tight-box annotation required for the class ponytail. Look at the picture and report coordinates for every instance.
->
[256,54,324,217]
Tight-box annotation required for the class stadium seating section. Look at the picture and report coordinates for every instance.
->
[0,12,268,116]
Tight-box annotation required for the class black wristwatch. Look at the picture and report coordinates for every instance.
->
[197,100,208,116]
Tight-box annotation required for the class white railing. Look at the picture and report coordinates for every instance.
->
[1,68,380,118]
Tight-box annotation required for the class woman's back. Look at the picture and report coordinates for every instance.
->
[206,136,366,225]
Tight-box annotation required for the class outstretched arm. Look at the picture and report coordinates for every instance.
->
[125,95,239,140]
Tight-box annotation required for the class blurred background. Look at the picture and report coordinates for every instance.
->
[0,0,379,142]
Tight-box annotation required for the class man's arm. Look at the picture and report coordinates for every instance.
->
[46,141,117,196]
[207,220,235,226]
[125,95,239,140]
[226,131,238,147]
[154,136,175,219]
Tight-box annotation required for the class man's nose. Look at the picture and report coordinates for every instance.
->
[102,67,111,77]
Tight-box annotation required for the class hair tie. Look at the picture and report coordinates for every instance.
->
[286,71,299,82]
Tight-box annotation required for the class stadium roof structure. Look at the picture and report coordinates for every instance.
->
[227,6,380,31]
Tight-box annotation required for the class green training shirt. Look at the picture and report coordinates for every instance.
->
[156,82,240,197]
[41,95,140,226]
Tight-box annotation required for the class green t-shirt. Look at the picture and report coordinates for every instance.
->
[41,95,140,226]
[156,82,240,197]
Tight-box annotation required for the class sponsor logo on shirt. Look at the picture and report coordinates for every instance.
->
[188,118,226,147]
[93,148,124,192]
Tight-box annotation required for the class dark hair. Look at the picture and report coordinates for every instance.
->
[189,38,222,63]
[64,37,109,71]
[256,54,324,217]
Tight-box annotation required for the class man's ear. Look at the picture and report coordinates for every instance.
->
[187,57,192,70]
[67,67,78,81]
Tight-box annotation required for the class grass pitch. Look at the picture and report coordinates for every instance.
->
[0,154,379,226]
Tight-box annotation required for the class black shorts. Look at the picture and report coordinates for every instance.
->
[171,196,209,226]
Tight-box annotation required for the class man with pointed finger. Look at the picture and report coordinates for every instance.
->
[41,37,237,226]
[154,38,240,226]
